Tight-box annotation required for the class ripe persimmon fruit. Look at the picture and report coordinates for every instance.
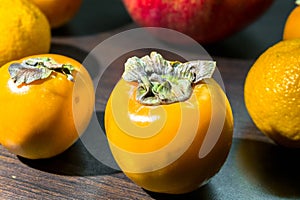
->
[105,52,233,194]
[0,54,94,159]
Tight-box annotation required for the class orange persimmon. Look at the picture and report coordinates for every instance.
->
[0,54,94,159]
[105,52,233,194]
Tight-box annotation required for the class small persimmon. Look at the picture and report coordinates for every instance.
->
[0,54,94,159]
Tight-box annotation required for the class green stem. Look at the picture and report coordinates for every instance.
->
[9,57,75,86]
[122,51,216,105]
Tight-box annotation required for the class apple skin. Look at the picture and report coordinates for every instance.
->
[122,0,274,44]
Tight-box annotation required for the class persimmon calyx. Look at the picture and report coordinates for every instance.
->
[122,51,216,105]
[8,57,75,86]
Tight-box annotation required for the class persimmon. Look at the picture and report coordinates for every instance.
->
[0,54,94,159]
[105,52,233,194]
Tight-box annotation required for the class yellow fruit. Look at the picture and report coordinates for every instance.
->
[0,54,94,159]
[29,0,82,28]
[244,39,300,148]
[283,1,300,40]
[105,52,233,194]
[0,0,51,67]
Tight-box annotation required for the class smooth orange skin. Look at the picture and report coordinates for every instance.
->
[283,5,300,40]
[0,54,94,159]
[29,0,82,28]
[105,78,233,194]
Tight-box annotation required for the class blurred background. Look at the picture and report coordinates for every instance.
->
[52,0,295,59]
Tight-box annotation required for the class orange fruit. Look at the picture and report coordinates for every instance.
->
[283,1,300,40]
[105,52,233,194]
[244,39,300,148]
[0,54,94,159]
[29,0,82,28]
[0,0,51,66]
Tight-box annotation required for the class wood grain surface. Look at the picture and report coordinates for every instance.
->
[2,40,299,199]
[1,3,300,196]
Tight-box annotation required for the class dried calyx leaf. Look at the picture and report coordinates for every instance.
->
[122,51,216,105]
[9,57,75,86]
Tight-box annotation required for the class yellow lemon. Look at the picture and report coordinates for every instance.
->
[0,0,51,67]
[244,39,300,148]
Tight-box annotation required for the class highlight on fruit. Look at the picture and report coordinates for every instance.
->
[105,51,234,194]
[0,54,95,159]
[122,0,274,43]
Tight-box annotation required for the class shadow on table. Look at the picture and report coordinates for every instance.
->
[50,43,87,62]
[146,184,216,200]
[236,139,300,199]
[145,139,300,200]
[18,136,119,176]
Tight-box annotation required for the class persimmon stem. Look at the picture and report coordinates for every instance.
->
[122,51,216,105]
[8,57,75,86]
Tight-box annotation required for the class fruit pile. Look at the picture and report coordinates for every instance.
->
[0,0,299,196]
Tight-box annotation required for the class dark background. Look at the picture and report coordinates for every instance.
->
[52,0,295,59]
[2,1,299,199]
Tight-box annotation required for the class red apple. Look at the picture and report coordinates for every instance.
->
[122,0,274,44]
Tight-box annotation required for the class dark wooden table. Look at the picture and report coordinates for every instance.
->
[1,1,299,199]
